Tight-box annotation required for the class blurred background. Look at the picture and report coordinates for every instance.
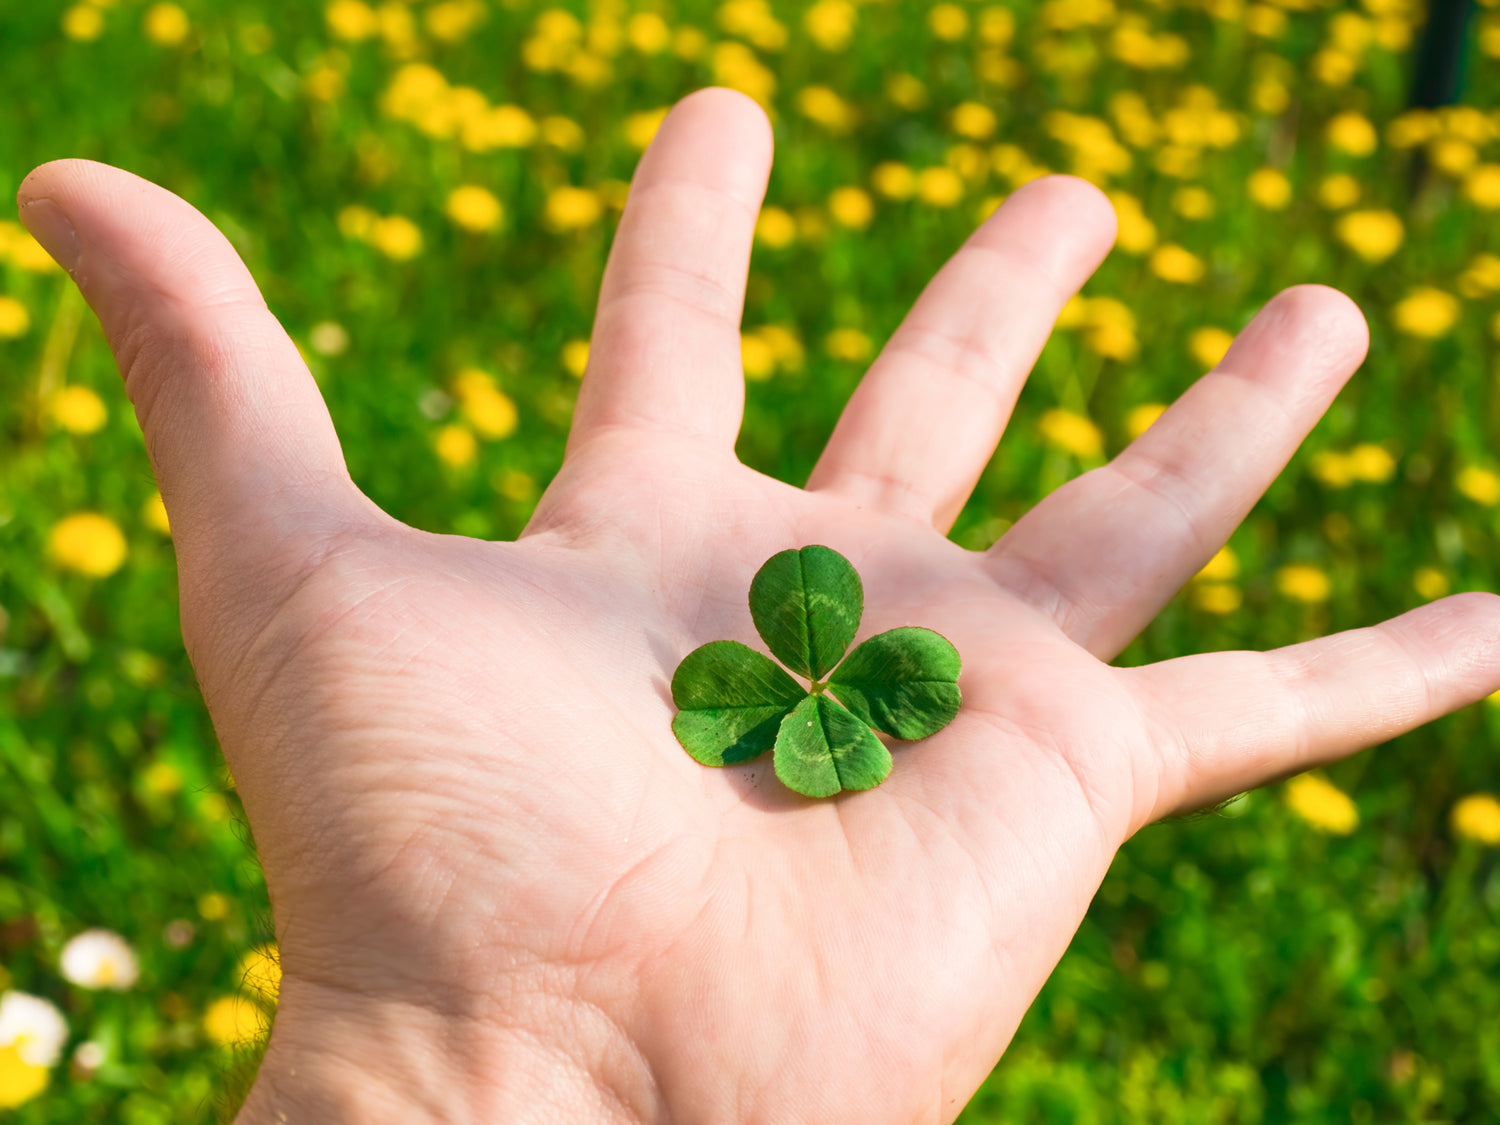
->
[3,0,1500,1120]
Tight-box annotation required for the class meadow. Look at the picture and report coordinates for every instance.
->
[3,0,1500,1120]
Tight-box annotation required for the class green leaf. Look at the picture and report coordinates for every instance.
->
[748,545,863,681]
[773,693,893,798]
[827,627,962,740]
[670,640,807,766]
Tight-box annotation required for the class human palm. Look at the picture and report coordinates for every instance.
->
[20,90,1500,1124]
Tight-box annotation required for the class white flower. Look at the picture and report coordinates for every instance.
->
[59,929,140,990]
[0,991,68,1067]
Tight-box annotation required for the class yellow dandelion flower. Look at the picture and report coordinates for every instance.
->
[1196,545,1240,582]
[1126,402,1167,439]
[1039,408,1104,459]
[624,107,669,150]
[305,66,345,102]
[1328,11,1373,52]
[1457,465,1500,505]
[377,2,417,54]
[826,327,872,362]
[1318,173,1361,209]
[434,424,478,468]
[497,470,536,502]
[462,105,537,152]
[741,333,776,381]
[1172,186,1214,220]
[1193,583,1243,614]
[203,996,265,1048]
[1245,4,1287,36]
[1347,442,1396,482]
[1326,111,1378,156]
[366,215,422,261]
[805,0,856,50]
[1055,294,1088,329]
[1276,563,1331,603]
[48,513,127,578]
[540,116,585,152]
[1335,209,1403,263]
[1463,164,1500,209]
[1459,253,1500,299]
[1312,48,1358,86]
[237,946,281,1005]
[544,186,603,232]
[140,759,182,796]
[1285,773,1359,834]
[8,229,61,272]
[626,11,670,53]
[1251,76,1290,114]
[445,185,503,234]
[1311,451,1353,488]
[871,162,916,201]
[1107,191,1156,254]
[754,207,796,248]
[928,3,969,40]
[1189,326,1234,369]
[1440,106,1493,144]
[916,166,965,208]
[452,370,518,440]
[1413,567,1450,600]
[1431,137,1478,177]
[672,25,707,60]
[0,296,30,339]
[1387,109,1437,149]
[885,73,927,111]
[951,102,997,140]
[48,386,107,434]
[756,325,805,371]
[143,3,189,46]
[1150,245,1206,284]
[142,493,171,536]
[1082,297,1138,361]
[979,7,1016,45]
[561,339,589,378]
[62,4,105,40]
[797,85,856,132]
[197,893,230,921]
[1451,794,1500,845]
[326,0,377,40]
[711,41,775,106]
[828,186,874,229]
[1392,287,1459,338]
[1247,167,1292,210]
[425,0,485,42]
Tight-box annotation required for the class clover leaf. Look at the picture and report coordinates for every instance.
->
[670,545,962,798]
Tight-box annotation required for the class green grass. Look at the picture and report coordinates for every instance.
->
[3,0,1500,1120]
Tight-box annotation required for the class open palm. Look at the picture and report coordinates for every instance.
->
[21,90,1500,1125]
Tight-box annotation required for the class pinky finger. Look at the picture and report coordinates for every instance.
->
[1126,592,1500,827]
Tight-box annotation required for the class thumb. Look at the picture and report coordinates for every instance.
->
[17,160,373,644]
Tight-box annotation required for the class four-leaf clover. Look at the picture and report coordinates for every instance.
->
[670,546,962,798]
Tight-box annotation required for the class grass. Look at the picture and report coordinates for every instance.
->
[3,0,1500,1120]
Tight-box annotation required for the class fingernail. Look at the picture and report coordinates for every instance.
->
[17,197,80,275]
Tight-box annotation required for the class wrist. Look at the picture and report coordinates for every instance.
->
[233,977,660,1125]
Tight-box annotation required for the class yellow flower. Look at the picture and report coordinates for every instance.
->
[497,470,536,502]
[1413,567,1450,600]
[143,2,189,46]
[1311,450,1352,488]
[444,185,503,234]
[871,162,915,201]
[711,41,775,106]
[1463,164,1500,209]
[540,116,585,152]
[1055,295,1088,329]
[6,228,61,272]
[140,759,182,796]
[1193,583,1242,614]
[1392,287,1459,338]
[828,186,874,229]
[1196,545,1240,582]
[0,992,68,1109]
[452,370,518,440]
[755,325,804,372]
[1107,191,1156,254]
[326,0,377,39]
[142,492,171,536]
[561,339,589,378]
[1387,109,1437,149]
[1318,173,1361,209]
[1285,773,1359,835]
[916,166,965,208]
[797,86,856,132]
[1347,442,1396,482]
[62,4,105,40]
[805,0,856,50]
[951,102,997,140]
[425,0,485,42]
[1247,167,1292,210]
[434,424,478,468]
[1189,326,1234,369]
[885,73,927,111]
[672,25,707,60]
[826,328,872,362]
[1451,793,1500,845]
[979,7,1016,45]
[1082,297,1138,360]
[1126,402,1167,439]
[1246,5,1287,37]
[1039,408,1104,459]
[203,996,266,1048]
[1326,111,1378,156]
[462,105,537,151]
[624,108,669,150]
[1276,564,1331,603]
[1334,210,1403,263]
[48,386,106,435]
[754,207,796,248]
[1459,253,1500,299]
[1172,186,1214,220]
[1312,48,1358,86]
[0,296,30,339]
[1150,245,1205,284]
[625,11,670,53]
[740,333,776,381]
[928,3,969,40]
[237,946,281,1005]
[1457,465,1500,505]
[368,215,422,261]
[544,186,603,232]
[1430,137,1478,176]
[48,512,127,578]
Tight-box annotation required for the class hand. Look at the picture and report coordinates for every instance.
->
[19,89,1500,1125]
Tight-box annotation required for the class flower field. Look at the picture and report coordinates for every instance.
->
[4,0,1500,1120]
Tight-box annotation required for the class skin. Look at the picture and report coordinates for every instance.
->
[18,88,1500,1124]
